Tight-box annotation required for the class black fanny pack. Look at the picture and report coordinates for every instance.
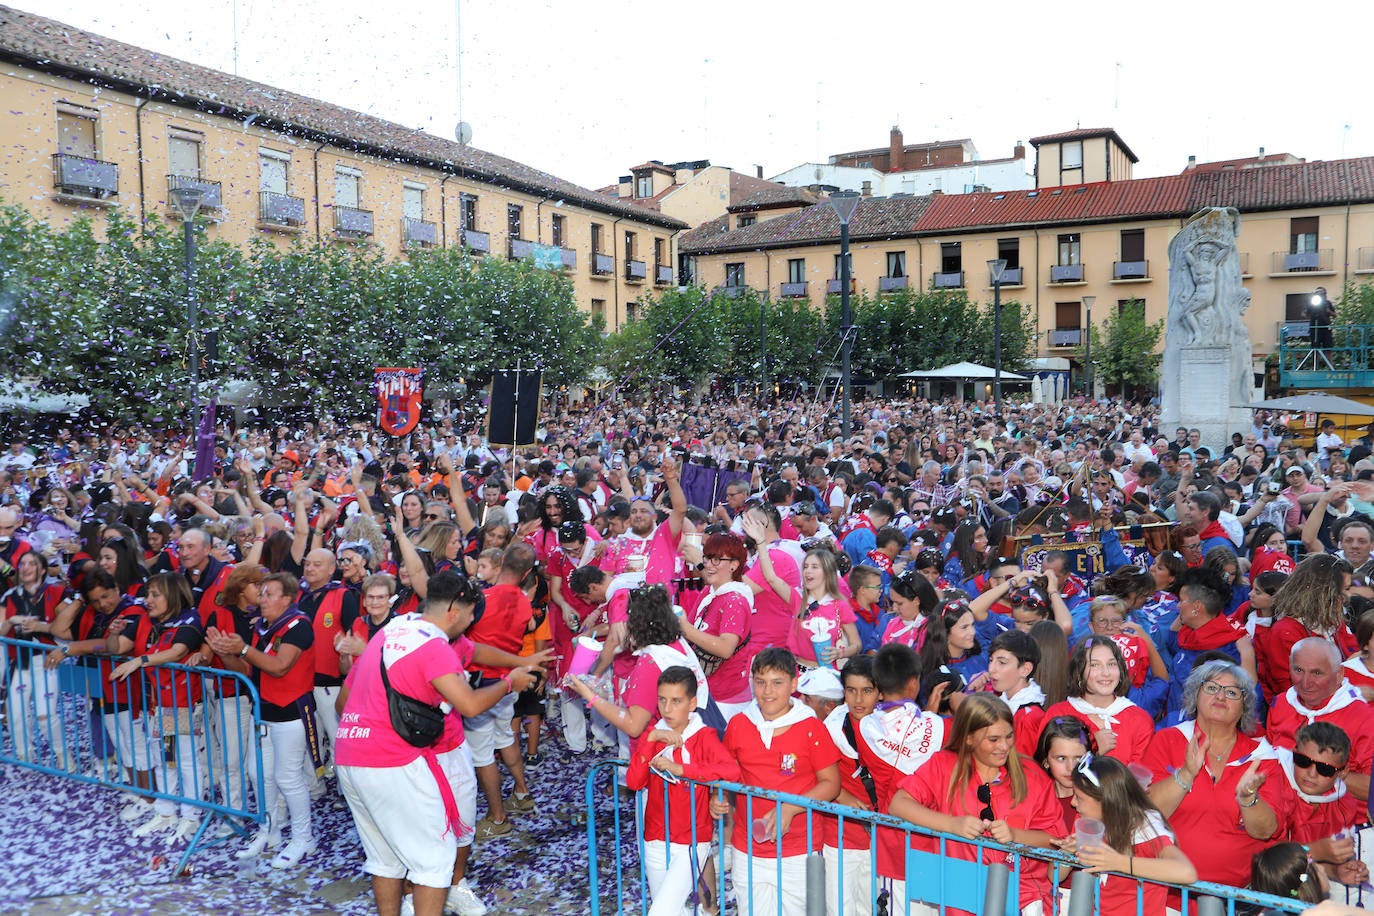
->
[379,649,446,748]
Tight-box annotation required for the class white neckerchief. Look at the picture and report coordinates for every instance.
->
[888,616,926,639]
[649,712,706,766]
[1342,657,1374,681]
[1284,681,1362,722]
[1174,721,1278,764]
[742,697,813,750]
[1244,612,1273,639]
[1002,680,1046,715]
[692,581,754,625]
[1131,809,1175,845]
[1067,695,1133,730]
[639,640,711,708]
[859,701,945,775]
[1275,747,1347,804]
[824,703,858,759]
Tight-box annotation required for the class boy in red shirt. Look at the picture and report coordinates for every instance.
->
[626,666,740,916]
[980,629,1045,759]
[710,647,840,916]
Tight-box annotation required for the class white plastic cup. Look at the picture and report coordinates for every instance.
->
[1126,762,1153,790]
[565,636,603,678]
[752,818,773,845]
[1074,817,1105,853]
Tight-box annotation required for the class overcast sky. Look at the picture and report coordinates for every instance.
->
[30,0,1369,192]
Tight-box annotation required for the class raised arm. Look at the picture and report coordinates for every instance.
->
[661,453,687,539]
[391,504,429,599]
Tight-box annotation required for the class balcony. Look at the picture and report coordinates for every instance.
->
[1112,259,1149,280]
[52,153,119,201]
[933,271,964,289]
[827,278,855,294]
[1271,249,1334,274]
[257,191,306,230]
[1359,248,1374,273]
[780,281,808,298]
[508,238,533,260]
[167,174,223,212]
[1048,328,1082,347]
[333,205,374,238]
[402,217,437,248]
[880,276,908,292]
[996,266,1024,286]
[720,285,747,299]
[625,259,647,281]
[560,247,577,269]
[1050,264,1084,283]
[656,264,674,285]
[461,228,489,253]
[592,253,615,276]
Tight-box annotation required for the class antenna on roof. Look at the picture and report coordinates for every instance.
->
[231,0,239,76]
[454,0,466,147]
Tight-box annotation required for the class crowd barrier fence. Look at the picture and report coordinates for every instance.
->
[583,759,1314,916]
[1,635,267,874]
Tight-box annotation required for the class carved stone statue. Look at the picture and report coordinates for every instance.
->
[1161,207,1253,446]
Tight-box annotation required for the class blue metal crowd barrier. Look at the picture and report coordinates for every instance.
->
[583,759,1311,916]
[1,635,267,874]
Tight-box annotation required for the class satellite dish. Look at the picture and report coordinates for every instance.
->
[455,121,473,146]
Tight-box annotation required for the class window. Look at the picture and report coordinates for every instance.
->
[788,258,806,284]
[1120,229,1145,262]
[168,128,203,178]
[680,255,696,286]
[1285,292,1313,322]
[624,231,636,261]
[507,204,523,240]
[334,167,362,208]
[459,193,477,230]
[591,299,606,321]
[1055,302,1082,329]
[625,301,638,322]
[56,104,98,158]
[940,242,962,273]
[635,174,653,198]
[738,215,756,228]
[551,213,565,248]
[590,223,602,254]
[1058,233,1081,265]
[997,238,1020,270]
[403,183,424,221]
[833,253,851,278]
[725,263,745,288]
[653,238,665,268]
[1290,216,1318,254]
[886,252,906,278]
[1118,298,1144,317]
[1062,141,1084,170]
[259,150,289,194]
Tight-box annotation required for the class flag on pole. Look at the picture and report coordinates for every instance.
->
[376,367,424,436]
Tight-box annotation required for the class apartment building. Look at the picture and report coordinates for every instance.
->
[680,127,1374,381]
[0,4,683,329]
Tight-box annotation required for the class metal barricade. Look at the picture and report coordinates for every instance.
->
[583,759,1310,916]
[1,635,267,874]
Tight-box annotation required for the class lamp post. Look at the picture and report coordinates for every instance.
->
[987,258,1008,410]
[169,185,205,470]
[760,296,767,403]
[828,191,860,437]
[1081,295,1095,401]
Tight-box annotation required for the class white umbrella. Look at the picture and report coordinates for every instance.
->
[1031,376,1043,405]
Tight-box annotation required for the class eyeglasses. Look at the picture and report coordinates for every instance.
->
[975,782,994,822]
[860,584,882,592]
[1201,682,1245,701]
[703,555,731,565]
[1292,751,1341,778]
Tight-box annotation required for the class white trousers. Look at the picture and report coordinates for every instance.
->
[152,705,208,819]
[262,718,312,844]
[559,692,616,753]
[823,844,873,916]
[7,656,71,768]
[208,693,258,811]
[644,839,712,916]
[731,848,809,916]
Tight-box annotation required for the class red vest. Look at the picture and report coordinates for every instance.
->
[303,583,348,683]
[254,612,315,708]
[132,611,204,708]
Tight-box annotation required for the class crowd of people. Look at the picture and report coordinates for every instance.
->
[4,392,1374,916]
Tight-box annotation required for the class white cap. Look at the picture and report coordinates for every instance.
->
[797,667,843,701]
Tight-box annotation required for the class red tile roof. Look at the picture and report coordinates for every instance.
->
[1185,153,1303,173]
[1030,128,1139,164]
[1188,157,1374,212]
[0,4,685,230]
[679,195,932,254]
[913,175,1194,232]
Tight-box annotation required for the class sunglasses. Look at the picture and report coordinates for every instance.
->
[1292,751,1340,778]
[1076,752,1101,787]
[976,783,994,822]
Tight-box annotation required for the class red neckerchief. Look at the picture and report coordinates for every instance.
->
[1060,574,1088,600]
[1198,520,1230,543]
[1177,612,1247,650]
[842,514,876,541]
[865,549,893,574]
[851,596,880,626]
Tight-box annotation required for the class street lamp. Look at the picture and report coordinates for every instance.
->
[828,191,860,437]
[169,185,204,475]
[987,258,1008,410]
[1081,295,1095,401]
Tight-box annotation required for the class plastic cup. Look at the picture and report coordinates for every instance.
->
[626,553,647,573]
[752,818,773,845]
[811,636,832,668]
[565,637,603,678]
[1074,817,1105,853]
[1126,762,1153,790]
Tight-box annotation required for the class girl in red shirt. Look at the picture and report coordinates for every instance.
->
[1070,754,1197,916]
[1043,637,1155,764]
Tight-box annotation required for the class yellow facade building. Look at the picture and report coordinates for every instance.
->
[680,127,1374,382]
[0,4,683,329]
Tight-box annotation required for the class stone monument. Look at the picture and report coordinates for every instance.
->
[1160,207,1253,449]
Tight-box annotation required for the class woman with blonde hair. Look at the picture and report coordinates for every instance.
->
[890,694,1061,913]
[1262,553,1357,696]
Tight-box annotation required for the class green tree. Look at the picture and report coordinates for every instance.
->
[1079,298,1165,394]
[1336,279,1374,326]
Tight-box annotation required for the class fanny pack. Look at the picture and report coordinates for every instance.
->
[379,649,446,748]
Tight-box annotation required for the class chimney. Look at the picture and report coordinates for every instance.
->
[1187,155,1196,169]
[1013,142,1026,161]
[861,180,873,197]
[1258,146,1265,158]
[889,126,904,173]
[756,165,763,179]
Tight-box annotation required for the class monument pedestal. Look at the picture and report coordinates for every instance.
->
[1173,346,1251,449]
